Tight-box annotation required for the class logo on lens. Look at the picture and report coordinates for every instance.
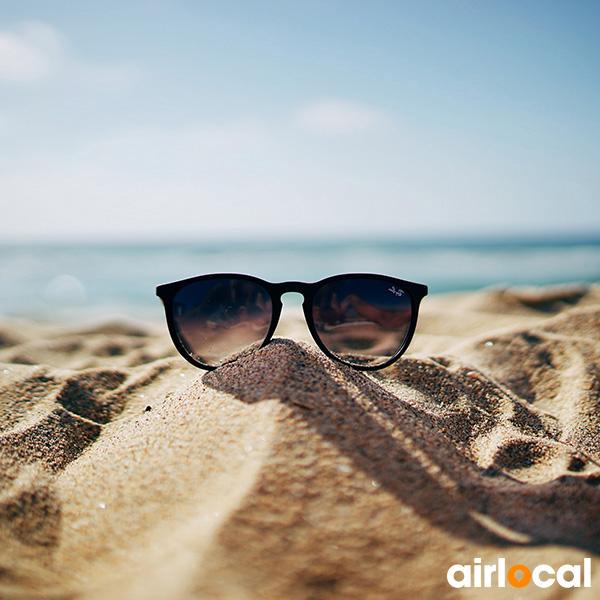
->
[388,286,404,297]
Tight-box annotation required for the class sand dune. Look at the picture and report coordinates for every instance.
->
[1,284,600,599]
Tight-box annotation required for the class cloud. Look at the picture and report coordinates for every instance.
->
[0,120,291,239]
[295,99,390,134]
[1,108,595,242]
[0,21,142,89]
[0,21,62,83]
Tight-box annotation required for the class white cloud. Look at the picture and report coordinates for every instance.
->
[295,99,390,135]
[0,21,62,83]
[0,21,142,89]
[1,111,596,242]
[0,120,293,239]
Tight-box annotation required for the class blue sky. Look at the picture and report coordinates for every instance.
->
[1,1,598,241]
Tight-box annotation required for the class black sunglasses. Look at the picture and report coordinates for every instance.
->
[156,273,428,371]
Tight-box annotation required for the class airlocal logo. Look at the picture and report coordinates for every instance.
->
[447,558,591,589]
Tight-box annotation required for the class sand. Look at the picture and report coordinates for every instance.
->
[1,283,600,599]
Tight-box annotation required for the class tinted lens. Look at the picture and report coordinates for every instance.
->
[171,278,273,368]
[312,277,412,368]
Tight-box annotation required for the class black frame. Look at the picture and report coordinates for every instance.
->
[156,273,428,371]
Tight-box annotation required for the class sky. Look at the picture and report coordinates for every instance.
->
[0,0,599,242]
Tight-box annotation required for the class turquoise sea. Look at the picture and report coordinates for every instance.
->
[1,236,599,321]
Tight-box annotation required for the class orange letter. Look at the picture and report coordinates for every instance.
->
[507,565,531,588]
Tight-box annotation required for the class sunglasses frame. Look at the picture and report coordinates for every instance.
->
[157,273,428,371]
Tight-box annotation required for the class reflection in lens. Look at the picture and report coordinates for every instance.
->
[312,278,412,367]
[172,278,273,367]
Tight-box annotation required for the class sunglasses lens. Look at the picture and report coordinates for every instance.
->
[312,277,413,368]
[171,278,273,368]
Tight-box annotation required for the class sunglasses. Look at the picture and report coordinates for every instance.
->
[156,273,428,371]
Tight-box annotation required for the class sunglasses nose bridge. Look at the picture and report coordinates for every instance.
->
[273,281,311,302]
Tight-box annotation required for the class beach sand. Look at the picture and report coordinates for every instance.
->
[1,284,600,599]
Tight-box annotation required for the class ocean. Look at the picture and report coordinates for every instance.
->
[1,236,599,321]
